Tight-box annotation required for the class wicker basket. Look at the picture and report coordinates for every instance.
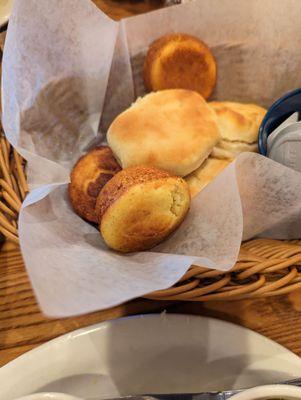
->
[1,130,301,302]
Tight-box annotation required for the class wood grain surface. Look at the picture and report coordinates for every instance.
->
[2,241,301,367]
[1,0,301,369]
[0,242,177,366]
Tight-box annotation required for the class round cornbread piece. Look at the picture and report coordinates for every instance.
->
[143,33,217,99]
[69,146,121,223]
[95,166,191,253]
[209,102,266,159]
[107,89,221,177]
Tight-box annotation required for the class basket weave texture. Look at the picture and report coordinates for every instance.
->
[1,130,301,301]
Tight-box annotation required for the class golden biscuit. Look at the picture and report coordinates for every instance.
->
[69,146,121,223]
[185,157,232,197]
[210,102,266,159]
[108,89,221,177]
[95,166,191,253]
[144,33,217,99]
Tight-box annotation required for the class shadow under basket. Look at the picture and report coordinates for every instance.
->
[1,131,301,303]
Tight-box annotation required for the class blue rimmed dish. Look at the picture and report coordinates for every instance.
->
[258,88,301,155]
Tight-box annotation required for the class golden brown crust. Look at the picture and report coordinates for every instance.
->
[143,33,217,99]
[209,101,266,159]
[143,34,168,92]
[211,140,258,159]
[185,157,231,197]
[69,146,121,222]
[108,89,221,177]
[96,166,191,253]
[95,165,171,221]
[209,101,266,143]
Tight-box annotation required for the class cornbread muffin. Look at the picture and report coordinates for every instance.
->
[185,157,232,197]
[69,146,121,222]
[107,89,221,177]
[143,33,217,99]
[95,166,191,253]
[210,102,266,159]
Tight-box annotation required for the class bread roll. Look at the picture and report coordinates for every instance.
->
[212,140,258,159]
[95,166,190,253]
[209,102,266,159]
[144,33,217,99]
[185,157,231,197]
[69,146,121,222]
[108,89,221,177]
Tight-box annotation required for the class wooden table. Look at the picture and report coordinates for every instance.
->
[1,0,301,368]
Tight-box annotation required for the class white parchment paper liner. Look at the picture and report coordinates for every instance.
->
[3,0,301,316]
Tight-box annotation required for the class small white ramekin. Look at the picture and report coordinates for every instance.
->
[16,385,301,400]
[231,384,301,400]
[15,393,83,400]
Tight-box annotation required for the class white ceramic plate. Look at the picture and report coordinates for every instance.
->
[1,314,301,400]
[0,0,13,28]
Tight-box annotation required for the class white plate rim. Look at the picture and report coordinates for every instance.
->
[2,313,300,371]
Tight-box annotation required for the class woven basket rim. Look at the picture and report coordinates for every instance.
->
[1,133,301,302]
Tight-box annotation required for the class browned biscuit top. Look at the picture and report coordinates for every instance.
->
[107,89,221,177]
[69,146,121,222]
[143,33,217,99]
[97,165,191,253]
[95,165,172,222]
[209,101,266,143]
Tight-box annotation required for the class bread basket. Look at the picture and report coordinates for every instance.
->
[2,0,301,305]
[1,127,301,303]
